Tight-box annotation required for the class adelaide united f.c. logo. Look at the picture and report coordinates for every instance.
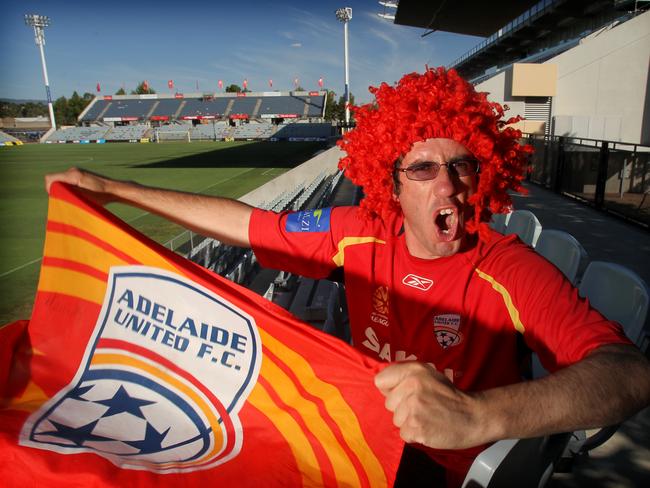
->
[20,266,261,473]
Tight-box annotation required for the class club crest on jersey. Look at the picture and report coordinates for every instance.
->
[20,266,261,473]
[402,274,433,291]
[370,286,390,327]
[433,314,463,349]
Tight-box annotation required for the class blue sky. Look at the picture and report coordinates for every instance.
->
[2,0,484,104]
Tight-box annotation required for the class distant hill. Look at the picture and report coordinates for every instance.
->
[0,98,47,105]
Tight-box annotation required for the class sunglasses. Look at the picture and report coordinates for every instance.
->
[395,159,480,181]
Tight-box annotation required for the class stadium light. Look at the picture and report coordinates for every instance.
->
[24,13,56,131]
[335,7,352,129]
[377,1,397,21]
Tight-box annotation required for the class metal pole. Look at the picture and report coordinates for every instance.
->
[36,36,56,131]
[595,141,609,209]
[343,20,350,127]
[336,8,352,132]
[25,15,57,131]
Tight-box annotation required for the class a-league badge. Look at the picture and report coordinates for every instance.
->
[20,266,261,473]
[433,314,463,349]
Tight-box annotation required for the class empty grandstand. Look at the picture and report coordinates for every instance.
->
[46,90,332,143]
[0,116,50,142]
[0,130,23,146]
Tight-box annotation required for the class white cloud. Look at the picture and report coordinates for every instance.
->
[368,27,398,50]
[290,42,302,48]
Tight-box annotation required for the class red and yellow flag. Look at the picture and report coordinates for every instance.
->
[0,183,403,487]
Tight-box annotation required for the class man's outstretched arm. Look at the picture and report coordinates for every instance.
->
[375,343,650,450]
[45,167,254,248]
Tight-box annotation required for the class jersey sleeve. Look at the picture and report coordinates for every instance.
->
[249,206,356,279]
[482,239,632,372]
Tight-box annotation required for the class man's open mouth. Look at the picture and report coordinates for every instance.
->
[434,207,459,241]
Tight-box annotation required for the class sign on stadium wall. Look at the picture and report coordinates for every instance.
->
[236,93,246,97]
[139,94,157,99]
[103,117,121,122]
[180,116,217,120]
[103,96,113,101]
[175,93,184,99]
[230,114,249,120]
[150,116,170,121]
[309,91,320,96]
[122,117,139,122]
[260,114,299,119]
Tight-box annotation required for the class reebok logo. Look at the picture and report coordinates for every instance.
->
[402,274,433,291]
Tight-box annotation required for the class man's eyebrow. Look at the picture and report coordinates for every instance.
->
[406,155,475,165]
[447,155,476,162]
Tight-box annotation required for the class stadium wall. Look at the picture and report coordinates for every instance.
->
[239,146,342,207]
[475,9,650,144]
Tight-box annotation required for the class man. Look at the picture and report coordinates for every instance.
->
[46,68,650,487]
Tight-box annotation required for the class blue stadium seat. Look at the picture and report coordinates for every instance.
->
[535,229,588,285]
[505,209,542,246]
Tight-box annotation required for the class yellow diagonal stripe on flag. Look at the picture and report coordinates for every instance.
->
[259,354,360,487]
[258,329,386,488]
[44,232,130,272]
[91,353,224,468]
[39,266,106,305]
[49,197,180,273]
[247,383,324,487]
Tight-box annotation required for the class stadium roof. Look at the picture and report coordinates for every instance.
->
[394,0,631,80]
[393,0,541,37]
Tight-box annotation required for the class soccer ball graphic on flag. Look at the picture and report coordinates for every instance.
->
[30,375,219,469]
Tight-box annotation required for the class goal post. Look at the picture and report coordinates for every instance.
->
[155,128,191,143]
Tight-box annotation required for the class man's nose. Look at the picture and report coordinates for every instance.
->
[432,165,458,197]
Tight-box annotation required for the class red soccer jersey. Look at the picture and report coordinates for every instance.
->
[249,205,631,479]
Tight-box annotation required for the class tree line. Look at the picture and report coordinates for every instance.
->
[324,91,356,124]
[1,81,355,125]
[1,92,95,126]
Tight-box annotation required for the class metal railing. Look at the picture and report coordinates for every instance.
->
[525,134,650,229]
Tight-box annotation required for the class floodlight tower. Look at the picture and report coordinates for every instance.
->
[335,7,352,128]
[24,14,56,130]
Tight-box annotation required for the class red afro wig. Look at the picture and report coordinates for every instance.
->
[336,67,532,239]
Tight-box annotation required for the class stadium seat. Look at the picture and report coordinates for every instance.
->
[534,229,588,285]
[462,433,572,488]
[504,209,542,246]
[579,261,649,345]
[489,211,511,234]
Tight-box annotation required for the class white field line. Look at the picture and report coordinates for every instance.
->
[1,168,258,278]
[0,257,42,278]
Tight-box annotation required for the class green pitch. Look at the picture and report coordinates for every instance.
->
[0,140,326,324]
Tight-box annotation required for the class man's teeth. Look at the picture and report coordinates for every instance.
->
[439,208,454,235]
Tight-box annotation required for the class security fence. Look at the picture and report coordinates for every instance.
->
[525,134,650,229]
